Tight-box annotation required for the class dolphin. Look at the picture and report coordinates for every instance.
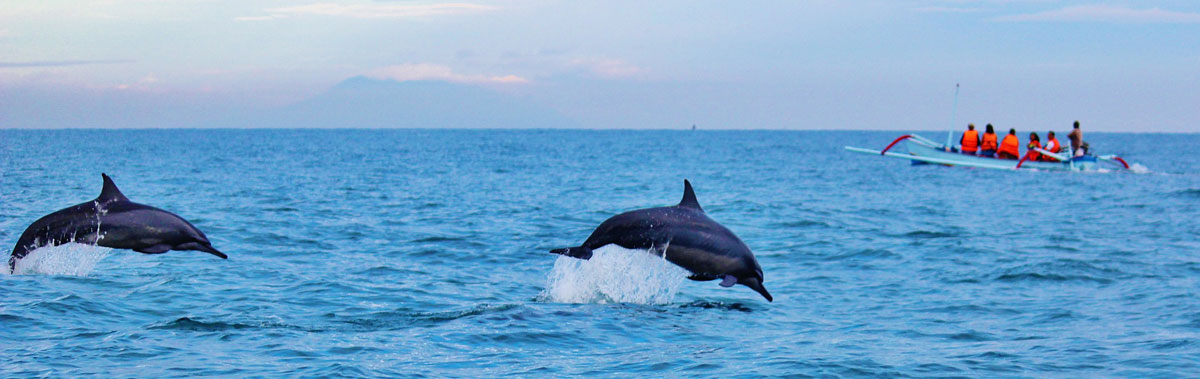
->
[551,180,772,301]
[8,173,226,273]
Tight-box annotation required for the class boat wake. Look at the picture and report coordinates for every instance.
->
[8,243,112,276]
[1128,163,1151,174]
[539,244,689,305]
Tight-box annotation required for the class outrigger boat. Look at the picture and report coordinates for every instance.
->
[845,133,1132,172]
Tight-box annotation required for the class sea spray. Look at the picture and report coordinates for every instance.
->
[1129,163,1151,174]
[540,245,689,304]
[9,243,112,276]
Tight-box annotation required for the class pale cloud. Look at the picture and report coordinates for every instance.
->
[115,73,162,91]
[0,0,196,21]
[240,2,495,21]
[569,58,646,79]
[996,5,1200,23]
[233,16,276,22]
[366,64,527,84]
[0,60,132,68]
[914,6,984,13]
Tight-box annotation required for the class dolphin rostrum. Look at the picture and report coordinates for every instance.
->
[551,180,772,301]
[8,173,226,273]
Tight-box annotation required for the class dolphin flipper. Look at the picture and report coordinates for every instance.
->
[720,275,737,287]
[134,244,172,254]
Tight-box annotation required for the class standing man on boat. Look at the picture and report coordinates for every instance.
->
[997,128,1021,159]
[980,124,998,157]
[960,124,980,155]
[1042,131,1062,161]
[1068,121,1084,157]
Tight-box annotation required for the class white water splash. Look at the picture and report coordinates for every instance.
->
[540,244,689,305]
[9,243,112,276]
[1129,163,1151,174]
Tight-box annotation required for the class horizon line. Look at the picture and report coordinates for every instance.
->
[1,127,1195,134]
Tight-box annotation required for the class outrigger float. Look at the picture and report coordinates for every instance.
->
[845,134,1133,172]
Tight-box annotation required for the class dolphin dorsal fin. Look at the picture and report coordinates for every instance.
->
[98,173,129,203]
[678,179,703,211]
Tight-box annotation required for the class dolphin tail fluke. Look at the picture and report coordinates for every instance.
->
[9,245,32,274]
[742,277,773,302]
[549,246,593,260]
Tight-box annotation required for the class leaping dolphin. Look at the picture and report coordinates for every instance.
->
[8,173,226,273]
[551,180,772,301]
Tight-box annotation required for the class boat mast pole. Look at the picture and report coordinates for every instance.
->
[946,83,959,149]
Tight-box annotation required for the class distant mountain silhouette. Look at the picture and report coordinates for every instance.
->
[229,77,577,128]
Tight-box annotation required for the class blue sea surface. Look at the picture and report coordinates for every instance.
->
[1,129,1198,377]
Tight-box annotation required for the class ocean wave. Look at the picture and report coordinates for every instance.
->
[336,303,523,330]
[409,235,468,243]
[676,300,757,313]
[409,303,522,323]
[823,248,902,261]
[1171,189,1200,198]
[147,317,308,332]
[993,260,1124,284]
[771,220,830,229]
[994,272,1114,284]
[900,230,956,239]
[914,304,1022,316]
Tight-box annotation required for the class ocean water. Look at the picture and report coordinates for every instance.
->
[1,129,1198,377]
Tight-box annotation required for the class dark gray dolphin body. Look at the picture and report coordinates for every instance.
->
[9,174,226,273]
[551,180,772,301]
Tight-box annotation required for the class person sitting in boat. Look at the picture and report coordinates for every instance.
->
[960,123,980,155]
[997,128,1020,159]
[1026,132,1043,161]
[1041,131,1063,161]
[980,124,998,157]
[1068,121,1085,157]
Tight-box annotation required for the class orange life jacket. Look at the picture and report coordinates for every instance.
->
[981,132,998,151]
[1040,137,1062,161]
[1026,141,1042,161]
[961,130,979,152]
[998,134,1020,157]
[1046,137,1061,153]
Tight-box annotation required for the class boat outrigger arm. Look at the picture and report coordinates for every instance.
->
[844,145,1022,170]
[844,133,1133,171]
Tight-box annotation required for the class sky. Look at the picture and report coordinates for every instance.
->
[1,0,1198,131]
